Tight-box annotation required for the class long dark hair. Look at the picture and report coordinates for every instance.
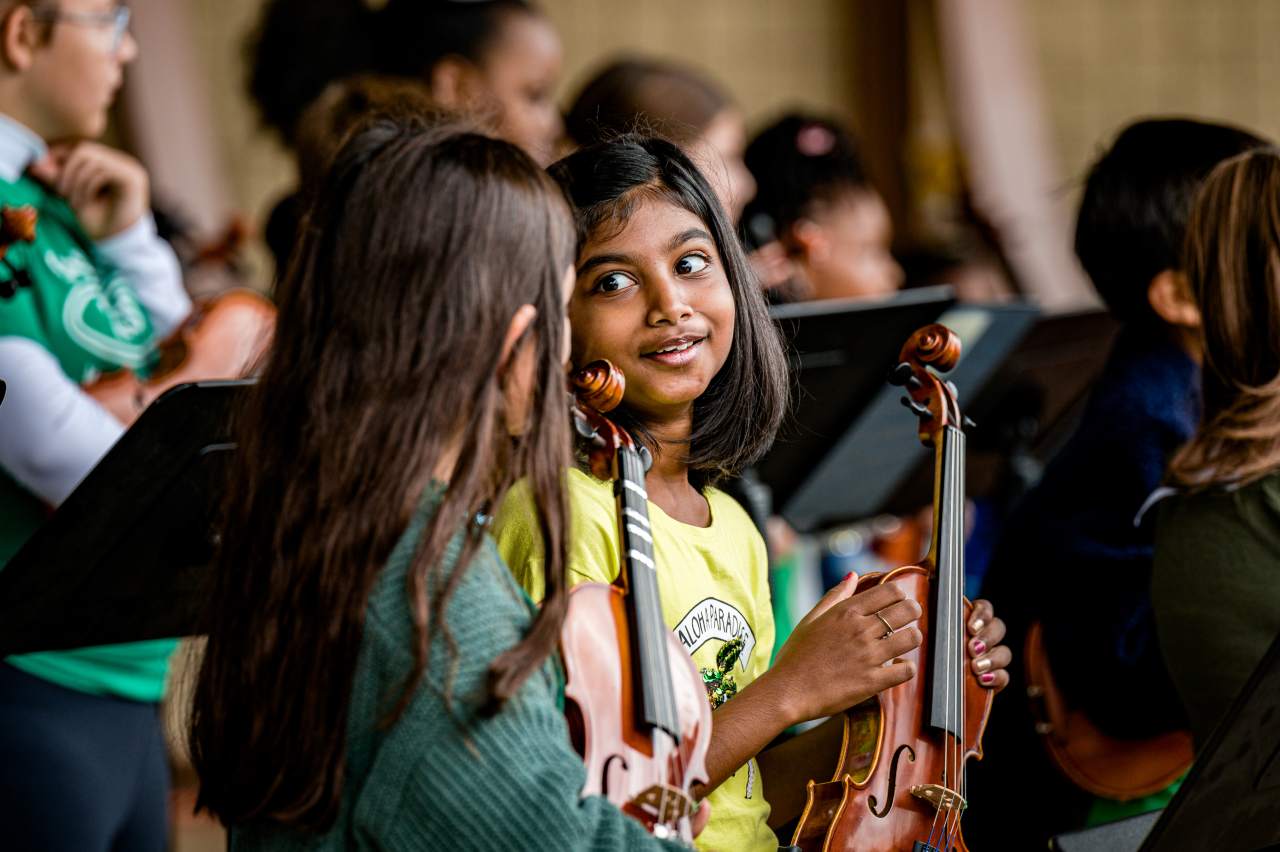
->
[191,117,575,831]
[1169,147,1280,489]
[549,134,789,488]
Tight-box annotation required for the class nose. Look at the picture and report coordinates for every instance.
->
[117,29,138,64]
[646,275,694,327]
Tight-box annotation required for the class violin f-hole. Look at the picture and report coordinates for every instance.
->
[867,743,916,818]
[601,753,630,797]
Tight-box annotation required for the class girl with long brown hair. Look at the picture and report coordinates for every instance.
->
[189,117,693,850]
[1154,146,1280,747]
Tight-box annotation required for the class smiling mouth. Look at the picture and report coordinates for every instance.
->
[643,336,705,365]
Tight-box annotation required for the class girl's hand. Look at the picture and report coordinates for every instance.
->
[765,574,923,725]
[967,599,1011,691]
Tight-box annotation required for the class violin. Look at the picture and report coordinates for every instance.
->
[85,289,274,425]
[790,324,993,852]
[561,360,711,844]
[1024,622,1193,799]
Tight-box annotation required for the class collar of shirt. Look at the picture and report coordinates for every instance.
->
[0,114,48,184]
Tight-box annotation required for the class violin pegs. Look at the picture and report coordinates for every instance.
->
[963,416,977,430]
[887,362,914,387]
[900,396,934,420]
[637,444,654,473]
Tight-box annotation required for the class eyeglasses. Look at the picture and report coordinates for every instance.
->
[33,5,132,55]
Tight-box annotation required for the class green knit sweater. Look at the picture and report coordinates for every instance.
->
[231,496,686,851]
[1153,470,1280,747]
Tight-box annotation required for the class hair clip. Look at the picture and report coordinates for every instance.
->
[796,124,837,157]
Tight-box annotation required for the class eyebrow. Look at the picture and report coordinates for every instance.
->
[577,252,634,277]
[668,228,712,252]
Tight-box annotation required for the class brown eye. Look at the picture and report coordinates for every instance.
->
[675,253,710,275]
[594,272,635,294]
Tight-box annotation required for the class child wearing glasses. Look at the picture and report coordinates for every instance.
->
[0,2,192,850]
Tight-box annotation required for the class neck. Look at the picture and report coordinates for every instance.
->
[637,407,710,526]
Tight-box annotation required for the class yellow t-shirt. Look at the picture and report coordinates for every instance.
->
[493,468,778,852]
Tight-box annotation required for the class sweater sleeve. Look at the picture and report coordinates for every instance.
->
[363,668,689,852]
[350,545,688,852]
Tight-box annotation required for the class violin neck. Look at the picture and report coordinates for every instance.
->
[614,445,681,741]
[925,424,966,738]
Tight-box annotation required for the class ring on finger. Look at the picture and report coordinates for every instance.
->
[875,611,894,639]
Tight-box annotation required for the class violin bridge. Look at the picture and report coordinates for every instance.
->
[909,784,967,813]
[627,784,698,822]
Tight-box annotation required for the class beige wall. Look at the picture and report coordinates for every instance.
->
[184,0,861,255]
[181,0,1280,285]
[1029,0,1280,193]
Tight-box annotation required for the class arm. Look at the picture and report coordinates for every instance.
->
[0,337,123,504]
[96,214,189,338]
[692,576,922,798]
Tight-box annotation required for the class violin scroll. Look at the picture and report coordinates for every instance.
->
[571,360,625,414]
[887,323,964,446]
[569,360,632,480]
[0,205,36,300]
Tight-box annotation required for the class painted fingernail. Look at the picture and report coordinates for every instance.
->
[980,672,995,685]
[970,618,985,634]
[974,657,992,674]
[971,640,986,655]
[844,572,855,582]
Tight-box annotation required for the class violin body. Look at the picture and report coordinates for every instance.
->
[1024,621,1193,800]
[791,566,993,852]
[86,289,274,424]
[561,582,712,832]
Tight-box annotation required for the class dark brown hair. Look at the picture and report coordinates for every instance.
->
[1169,147,1280,489]
[191,117,575,831]
[549,134,789,488]
[565,58,730,149]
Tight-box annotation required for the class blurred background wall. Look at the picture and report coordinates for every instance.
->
[160,0,1280,294]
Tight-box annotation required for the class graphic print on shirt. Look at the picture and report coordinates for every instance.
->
[674,596,757,672]
[49,248,150,370]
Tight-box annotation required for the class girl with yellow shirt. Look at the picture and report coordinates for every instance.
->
[493,134,1011,851]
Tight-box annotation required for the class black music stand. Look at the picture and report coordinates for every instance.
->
[0,380,249,656]
[757,287,955,532]
[758,292,1038,532]
[882,306,1114,514]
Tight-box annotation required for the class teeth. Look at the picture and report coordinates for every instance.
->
[656,340,696,354]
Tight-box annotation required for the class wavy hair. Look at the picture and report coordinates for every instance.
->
[191,117,575,830]
[1169,147,1280,489]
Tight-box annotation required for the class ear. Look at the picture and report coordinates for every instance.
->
[499,304,538,436]
[429,56,484,111]
[1,5,40,72]
[499,304,538,372]
[788,218,830,263]
[1148,269,1201,329]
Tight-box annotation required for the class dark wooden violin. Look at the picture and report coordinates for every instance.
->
[561,359,712,844]
[790,324,993,852]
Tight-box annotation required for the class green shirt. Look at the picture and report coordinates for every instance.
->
[0,171,172,702]
[1152,471,1280,747]
[232,496,686,851]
